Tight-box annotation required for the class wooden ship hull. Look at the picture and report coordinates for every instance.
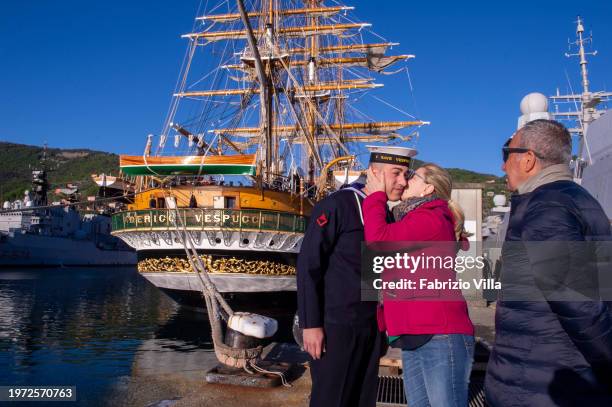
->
[112,183,310,307]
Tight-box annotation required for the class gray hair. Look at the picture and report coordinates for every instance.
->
[518,119,572,168]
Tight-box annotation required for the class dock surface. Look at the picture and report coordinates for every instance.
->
[107,303,495,407]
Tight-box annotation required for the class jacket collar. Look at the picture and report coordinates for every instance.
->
[516,164,573,195]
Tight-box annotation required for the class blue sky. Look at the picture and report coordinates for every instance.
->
[1,0,610,175]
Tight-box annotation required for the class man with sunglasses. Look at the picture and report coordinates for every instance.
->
[485,119,612,406]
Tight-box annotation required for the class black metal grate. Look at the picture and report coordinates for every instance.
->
[468,377,487,407]
[377,376,407,406]
[376,375,487,407]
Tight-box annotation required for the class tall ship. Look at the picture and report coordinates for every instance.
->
[110,0,427,308]
[0,160,136,267]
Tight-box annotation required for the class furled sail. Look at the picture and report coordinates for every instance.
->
[183,23,371,41]
[197,6,354,23]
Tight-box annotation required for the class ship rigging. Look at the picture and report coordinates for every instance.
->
[123,0,428,196]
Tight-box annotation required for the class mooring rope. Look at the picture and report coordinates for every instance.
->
[166,196,290,386]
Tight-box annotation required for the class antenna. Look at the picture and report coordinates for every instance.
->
[564,16,598,96]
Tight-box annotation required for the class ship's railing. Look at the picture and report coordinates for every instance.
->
[111,208,307,234]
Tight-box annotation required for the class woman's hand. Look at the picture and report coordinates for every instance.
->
[365,167,386,195]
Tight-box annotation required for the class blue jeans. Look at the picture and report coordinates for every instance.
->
[401,334,475,407]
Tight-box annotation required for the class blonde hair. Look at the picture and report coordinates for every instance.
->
[419,163,470,240]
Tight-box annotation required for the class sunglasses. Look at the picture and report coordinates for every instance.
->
[407,169,426,181]
[501,139,545,163]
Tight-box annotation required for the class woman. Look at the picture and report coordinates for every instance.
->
[363,163,475,407]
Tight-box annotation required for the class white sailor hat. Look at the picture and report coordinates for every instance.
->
[367,145,418,167]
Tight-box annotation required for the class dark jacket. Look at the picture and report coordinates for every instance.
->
[485,180,612,406]
[297,187,377,329]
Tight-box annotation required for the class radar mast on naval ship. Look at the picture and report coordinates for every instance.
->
[520,16,612,218]
[549,16,612,180]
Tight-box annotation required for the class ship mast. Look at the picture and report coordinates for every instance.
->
[171,0,429,193]
[550,16,612,179]
[236,0,272,184]
[307,0,319,187]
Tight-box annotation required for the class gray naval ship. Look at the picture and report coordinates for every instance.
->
[0,164,136,267]
[548,17,611,220]
[517,17,612,221]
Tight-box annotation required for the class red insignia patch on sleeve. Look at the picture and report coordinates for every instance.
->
[316,213,328,227]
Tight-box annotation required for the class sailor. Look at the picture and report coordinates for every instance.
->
[297,146,416,407]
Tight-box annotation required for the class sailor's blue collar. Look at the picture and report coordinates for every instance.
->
[341,182,365,191]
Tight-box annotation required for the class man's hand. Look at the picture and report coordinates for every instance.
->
[364,167,386,195]
[303,327,325,360]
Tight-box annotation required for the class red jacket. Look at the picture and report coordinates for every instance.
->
[362,191,474,336]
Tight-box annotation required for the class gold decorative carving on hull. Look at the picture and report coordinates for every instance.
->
[138,255,296,276]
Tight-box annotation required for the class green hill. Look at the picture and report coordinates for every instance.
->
[409,158,507,213]
[0,142,120,201]
[411,158,505,187]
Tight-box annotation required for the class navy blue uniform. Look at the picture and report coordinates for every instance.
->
[297,186,381,407]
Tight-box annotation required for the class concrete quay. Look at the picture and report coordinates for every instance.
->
[108,303,495,407]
